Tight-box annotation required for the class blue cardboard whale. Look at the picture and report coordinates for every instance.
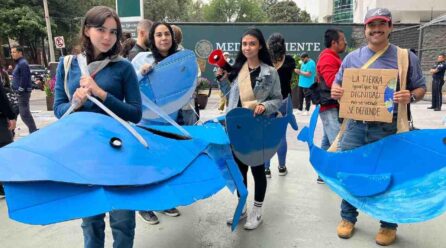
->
[132,49,198,126]
[226,97,298,166]
[298,106,446,223]
[0,112,247,230]
[0,48,248,230]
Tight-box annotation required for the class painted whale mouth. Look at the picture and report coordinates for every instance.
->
[140,126,191,140]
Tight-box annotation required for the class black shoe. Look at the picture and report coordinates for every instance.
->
[0,185,4,199]
[162,208,180,217]
[265,168,271,178]
[428,106,435,109]
[278,166,288,176]
[434,108,441,111]
[317,176,325,184]
[139,211,159,225]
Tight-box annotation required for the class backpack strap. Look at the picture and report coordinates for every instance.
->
[396,47,410,133]
[63,55,74,101]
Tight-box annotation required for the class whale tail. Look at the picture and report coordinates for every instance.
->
[285,96,298,131]
[297,105,320,147]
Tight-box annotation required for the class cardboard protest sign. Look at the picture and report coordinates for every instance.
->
[339,69,398,123]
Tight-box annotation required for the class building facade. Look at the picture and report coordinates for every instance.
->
[316,0,446,24]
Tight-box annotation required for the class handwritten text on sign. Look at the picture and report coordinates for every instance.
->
[339,69,398,123]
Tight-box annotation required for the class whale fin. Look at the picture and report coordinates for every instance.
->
[337,172,392,197]
[297,127,310,143]
[285,96,298,131]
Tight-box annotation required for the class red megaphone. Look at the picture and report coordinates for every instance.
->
[208,49,233,72]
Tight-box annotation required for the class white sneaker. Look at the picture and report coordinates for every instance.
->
[244,206,263,230]
[302,111,309,116]
[226,207,247,225]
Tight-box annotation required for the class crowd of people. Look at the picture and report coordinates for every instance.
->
[2,4,445,248]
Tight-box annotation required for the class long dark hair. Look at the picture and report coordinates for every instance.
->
[80,6,122,63]
[267,33,286,63]
[148,22,178,62]
[228,28,272,82]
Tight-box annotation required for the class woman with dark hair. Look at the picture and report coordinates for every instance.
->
[121,38,136,59]
[137,22,178,73]
[132,21,184,224]
[264,33,296,178]
[53,6,142,248]
[220,27,282,230]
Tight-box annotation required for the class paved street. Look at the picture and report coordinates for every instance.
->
[1,90,446,248]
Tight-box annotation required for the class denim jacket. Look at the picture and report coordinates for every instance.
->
[227,63,282,116]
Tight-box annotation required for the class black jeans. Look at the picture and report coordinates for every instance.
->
[431,78,444,110]
[234,155,267,203]
[297,86,312,111]
[18,91,37,133]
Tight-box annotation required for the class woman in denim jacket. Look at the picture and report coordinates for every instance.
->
[220,28,282,230]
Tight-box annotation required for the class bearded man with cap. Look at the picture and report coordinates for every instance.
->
[330,8,426,246]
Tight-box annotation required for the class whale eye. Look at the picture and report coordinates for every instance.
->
[110,137,122,148]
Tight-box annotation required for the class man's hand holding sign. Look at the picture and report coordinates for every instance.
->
[338,69,397,123]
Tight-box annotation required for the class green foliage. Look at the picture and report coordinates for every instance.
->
[203,0,265,22]
[144,0,193,21]
[267,0,311,23]
[186,0,205,22]
[290,54,302,89]
[236,0,266,22]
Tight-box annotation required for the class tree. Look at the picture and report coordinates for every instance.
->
[203,0,266,22]
[186,0,205,22]
[267,0,312,23]
[236,0,266,22]
[144,0,193,21]
[261,0,277,15]
[0,1,47,63]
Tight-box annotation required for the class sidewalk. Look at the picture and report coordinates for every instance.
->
[2,90,446,248]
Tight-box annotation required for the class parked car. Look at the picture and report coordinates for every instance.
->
[29,64,48,90]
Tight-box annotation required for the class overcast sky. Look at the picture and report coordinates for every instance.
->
[293,0,319,20]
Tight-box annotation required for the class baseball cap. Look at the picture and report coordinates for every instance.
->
[364,8,392,24]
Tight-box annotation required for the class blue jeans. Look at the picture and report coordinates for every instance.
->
[81,210,136,248]
[265,98,288,169]
[339,119,398,229]
[319,108,341,150]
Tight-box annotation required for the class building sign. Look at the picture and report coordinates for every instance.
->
[177,23,353,79]
[116,0,143,38]
[54,36,65,49]
[339,69,398,123]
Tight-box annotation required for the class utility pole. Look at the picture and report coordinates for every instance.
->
[43,0,55,62]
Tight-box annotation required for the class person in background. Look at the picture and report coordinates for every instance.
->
[216,52,233,113]
[11,45,37,134]
[264,32,296,178]
[0,71,17,199]
[128,19,153,61]
[121,38,136,59]
[295,53,316,116]
[314,28,347,184]
[428,53,446,111]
